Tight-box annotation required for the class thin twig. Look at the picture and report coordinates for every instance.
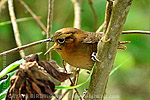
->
[89,0,98,31]
[0,39,51,57]
[72,0,81,29]
[8,0,25,58]
[46,0,54,60]
[122,31,150,35]
[103,0,113,33]
[96,23,104,33]
[19,0,47,34]
[61,62,72,100]
[98,30,150,35]
[62,61,82,100]
[59,89,71,100]
[71,68,80,100]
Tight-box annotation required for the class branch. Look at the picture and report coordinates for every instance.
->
[96,23,104,33]
[103,0,113,34]
[46,0,54,60]
[72,0,81,29]
[122,30,150,35]
[8,0,25,58]
[59,89,71,100]
[0,0,7,13]
[98,30,150,35]
[71,68,80,100]
[19,0,47,34]
[0,39,51,57]
[85,0,133,100]
[89,0,98,31]
[62,61,82,100]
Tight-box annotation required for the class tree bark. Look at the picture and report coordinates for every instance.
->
[85,0,133,100]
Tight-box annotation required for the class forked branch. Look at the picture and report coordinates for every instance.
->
[85,0,133,100]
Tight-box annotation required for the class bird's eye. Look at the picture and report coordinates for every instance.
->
[57,38,65,43]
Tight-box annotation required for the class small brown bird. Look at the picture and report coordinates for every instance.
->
[45,28,128,70]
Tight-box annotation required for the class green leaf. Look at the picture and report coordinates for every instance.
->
[114,51,134,71]
[0,70,17,93]
[55,62,96,89]
[0,88,9,100]
[0,60,24,79]
[109,57,131,76]
[0,70,17,100]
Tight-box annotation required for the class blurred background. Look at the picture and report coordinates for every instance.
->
[0,0,150,100]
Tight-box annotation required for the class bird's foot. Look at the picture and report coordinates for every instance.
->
[91,52,100,62]
[100,37,111,43]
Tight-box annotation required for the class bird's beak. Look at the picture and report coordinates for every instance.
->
[44,42,58,55]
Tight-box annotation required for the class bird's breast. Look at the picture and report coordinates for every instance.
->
[56,43,97,70]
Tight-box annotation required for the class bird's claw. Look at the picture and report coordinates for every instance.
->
[91,52,100,62]
[100,37,111,43]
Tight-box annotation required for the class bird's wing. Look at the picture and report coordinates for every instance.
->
[82,32,103,43]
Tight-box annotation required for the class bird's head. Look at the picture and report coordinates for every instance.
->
[44,28,87,55]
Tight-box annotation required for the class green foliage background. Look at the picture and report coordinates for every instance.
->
[0,0,150,100]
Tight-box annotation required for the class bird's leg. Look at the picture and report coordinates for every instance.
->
[91,37,110,62]
[91,52,100,62]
